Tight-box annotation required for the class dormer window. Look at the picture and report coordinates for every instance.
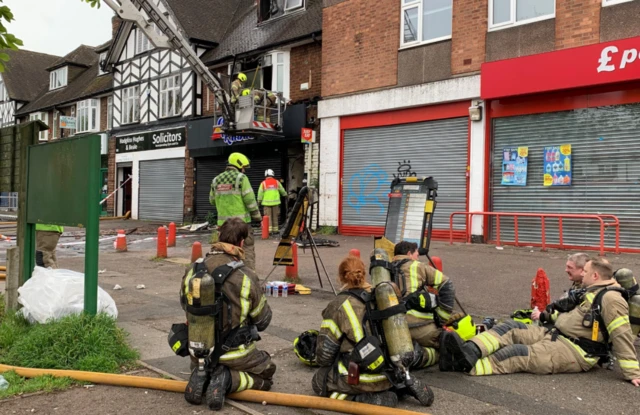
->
[50,67,68,90]
[98,52,107,76]
[285,0,304,11]
[259,0,305,22]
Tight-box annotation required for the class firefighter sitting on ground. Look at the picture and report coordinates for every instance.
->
[181,218,276,410]
[230,72,247,105]
[210,152,261,271]
[440,257,640,386]
[391,241,458,370]
[257,169,287,234]
[310,255,435,407]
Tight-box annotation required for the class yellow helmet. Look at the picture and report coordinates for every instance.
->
[241,88,251,96]
[238,72,247,82]
[228,152,250,169]
[445,314,476,341]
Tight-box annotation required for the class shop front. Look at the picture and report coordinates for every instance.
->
[187,117,304,223]
[482,35,640,252]
[114,125,186,223]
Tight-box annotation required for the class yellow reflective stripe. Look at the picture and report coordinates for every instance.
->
[368,355,384,371]
[476,333,499,354]
[330,392,348,400]
[585,293,595,304]
[337,362,387,383]
[342,300,364,342]
[619,360,640,370]
[482,358,493,375]
[238,372,247,392]
[250,295,267,318]
[240,274,251,323]
[183,269,194,294]
[436,307,451,321]
[407,309,434,319]
[563,338,598,366]
[474,359,485,375]
[434,270,443,287]
[607,315,629,334]
[423,347,438,368]
[410,261,419,293]
[321,319,343,339]
[219,343,256,361]
[246,373,254,390]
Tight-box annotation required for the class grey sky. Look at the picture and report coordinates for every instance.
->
[4,0,114,57]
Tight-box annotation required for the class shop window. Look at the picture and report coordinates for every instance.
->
[49,66,68,90]
[107,96,113,129]
[401,0,452,47]
[29,112,49,141]
[122,86,140,125]
[490,0,555,30]
[77,99,100,133]
[0,79,7,102]
[160,75,182,118]
[602,0,634,6]
[259,0,305,23]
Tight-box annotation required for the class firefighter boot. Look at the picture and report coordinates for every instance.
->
[408,377,435,407]
[354,391,399,408]
[185,366,210,405]
[438,332,456,372]
[206,365,232,411]
[442,331,481,373]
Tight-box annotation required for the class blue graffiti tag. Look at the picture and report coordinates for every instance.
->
[347,164,389,214]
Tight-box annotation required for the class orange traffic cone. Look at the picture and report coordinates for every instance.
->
[191,241,203,263]
[115,229,127,252]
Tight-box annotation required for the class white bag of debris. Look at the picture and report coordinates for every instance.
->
[18,266,118,323]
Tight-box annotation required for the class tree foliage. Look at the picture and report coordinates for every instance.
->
[0,0,102,71]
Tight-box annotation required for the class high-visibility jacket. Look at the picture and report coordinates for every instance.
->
[35,224,64,233]
[210,167,261,226]
[257,177,286,206]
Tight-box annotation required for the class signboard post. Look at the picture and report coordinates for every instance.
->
[60,116,76,130]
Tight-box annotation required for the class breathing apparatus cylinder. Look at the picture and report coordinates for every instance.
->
[370,248,415,369]
[614,268,640,335]
[185,259,216,368]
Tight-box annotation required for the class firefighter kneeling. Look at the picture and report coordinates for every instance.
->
[439,258,640,386]
[307,255,434,407]
[172,218,276,410]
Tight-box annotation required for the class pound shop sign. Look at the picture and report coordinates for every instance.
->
[116,127,186,153]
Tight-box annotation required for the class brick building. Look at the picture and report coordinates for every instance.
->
[318,0,640,253]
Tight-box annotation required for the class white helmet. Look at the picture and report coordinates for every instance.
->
[265,169,275,177]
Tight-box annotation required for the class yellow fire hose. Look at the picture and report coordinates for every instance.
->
[0,363,428,415]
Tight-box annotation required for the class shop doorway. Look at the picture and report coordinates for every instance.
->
[117,165,132,217]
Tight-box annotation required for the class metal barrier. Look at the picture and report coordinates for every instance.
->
[449,211,620,256]
[0,193,18,211]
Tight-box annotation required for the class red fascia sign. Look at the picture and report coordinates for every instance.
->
[481,35,640,99]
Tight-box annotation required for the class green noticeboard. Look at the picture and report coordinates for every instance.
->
[24,134,101,314]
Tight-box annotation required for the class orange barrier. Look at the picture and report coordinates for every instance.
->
[115,229,127,252]
[191,241,203,263]
[262,215,270,240]
[157,227,167,258]
[168,222,176,247]
[285,243,299,280]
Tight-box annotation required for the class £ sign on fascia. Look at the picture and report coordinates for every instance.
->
[598,46,639,73]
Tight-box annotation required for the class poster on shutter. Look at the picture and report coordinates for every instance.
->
[543,145,572,186]
[501,147,528,186]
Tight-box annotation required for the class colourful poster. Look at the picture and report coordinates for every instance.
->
[501,147,528,186]
[543,144,572,186]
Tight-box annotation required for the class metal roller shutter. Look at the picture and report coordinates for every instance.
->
[195,155,283,222]
[342,117,468,233]
[139,158,185,223]
[491,103,640,249]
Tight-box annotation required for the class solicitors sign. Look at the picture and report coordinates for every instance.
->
[116,127,186,153]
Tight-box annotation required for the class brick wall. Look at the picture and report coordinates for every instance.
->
[100,96,110,131]
[290,42,322,102]
[556,0,601,50]
[322,0,399,97]
[107,136,116,216]
[451,0,487,74]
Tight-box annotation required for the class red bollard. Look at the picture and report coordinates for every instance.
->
[262,215,270,240]
[191,241,203,263]
[432,256,443,272]
[349,249,360,258]
[285,243,299,280]
[168,222,176,247]
[157,227,167,259]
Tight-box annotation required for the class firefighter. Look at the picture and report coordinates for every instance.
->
[257,169,287,234]
[565,252,589,291]
[35,223,64,268]
[311,256,400,407]
[392,241,456,370]
[210,153,261,270]
[440,258,640,386]
[230,73,247,104]
[183,218,276,410]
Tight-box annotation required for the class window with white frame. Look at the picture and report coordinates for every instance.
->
[77,99,100,133]
[160,75,182,118]
[122,86,140,124]
[490,0,555,30]
[49,67,68,90]
[0,79,7,102]
[98,52,107,76]
[137,29,152,54]
[272,51,289,100]
[107,96,113,129]
[260,0,305,22]
[401,0,453,47]
[284,0,304,11]
[602,0,634,6]
[29,112,49,141]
